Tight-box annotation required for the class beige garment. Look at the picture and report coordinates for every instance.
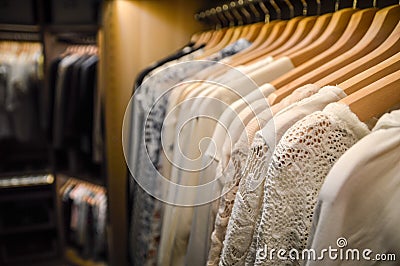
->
[158,80,215,265]
[159,81,205,180]
[221,98,270,165]
[165,79,261,266]
[160,66,253,264]
[185,84,276,266]
[248,56,294,86]
[160,61,259,180]
[254,102,370,266]
[160,56,295,266]
[305,109,400,266]
[206,84,321,266]
[206,83,276,167]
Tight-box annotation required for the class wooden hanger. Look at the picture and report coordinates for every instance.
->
[225,20,287,65]
[273,12,332,58]
[238,7,352,95]
[201,4,246,57]
[225,0,288,66]
[338,51,400,95]
[340,68,400,122]
[199,8,227,51]
[269,5,400,104]
[236,4,252,39]
[202,28,228,52]
[238,0,320,64]
[286,7,359,65]
[241,7,357,69]
[190,31,202,44]
[200,26,237,57]
[235,2,264,42]
[267,8,376,104]
[247,20,280,49]
[242,22,264,42]
[192,30,212,48]
[242,0,281,50]
[241,16,304,66]
[250,0,329,60]
[241,0,269,42]
[260,16,317,58]
[315,20,400,89]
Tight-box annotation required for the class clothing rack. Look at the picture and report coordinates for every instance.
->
[0,23,42,42]
[47,24,99,45]
[194,0,399,28]
[61,176,106,190]
[195,0,324,27]
[0,31,42,42]
[55,33,97,45]
[0,173,54,188]
[58,175,108,263]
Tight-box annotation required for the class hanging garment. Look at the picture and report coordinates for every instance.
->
[53,54,81,148]
[0,42,43,142]
[305,109,400,266]
[131,38,252,266]
[253,102,370,266]
[212,86,346,266]
[161,44,305,266]
[125,4,400,266]
[61,180,108,260]
[187,84,320,266]
[127,42,203,248]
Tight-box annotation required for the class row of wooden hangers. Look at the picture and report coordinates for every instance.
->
[190,0,400,124]
[60,177,106,197]
[0,40,42,53]
[63,44,98,56]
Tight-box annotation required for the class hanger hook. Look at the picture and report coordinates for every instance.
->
[238,0,252,24]
[222,7,233,27]
[353,0,357,9]
[373,0,377,7]
[335,0,340,12]
[230,2,244,26]
[258,0,271,23]
[247,0,261,22]
[210,8,223,29]
[198,11,210,27]
[316,0,321,15]
[205,10,216,29]
[269,0,282,20]
[300,0,308,16]
[283,0,295,18]
[223,4,236,27]
[216,6,229,28]
[215,6,225,27]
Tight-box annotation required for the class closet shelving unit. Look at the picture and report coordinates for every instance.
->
[0,173,58,265]
[0,13,56,264]
[44,20,109,266]
[0,0,108,265]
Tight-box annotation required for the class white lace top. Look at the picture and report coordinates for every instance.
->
[305,109,400,266]
[219,86,345,266]
[253,102,370,266]
[206,84,321,266]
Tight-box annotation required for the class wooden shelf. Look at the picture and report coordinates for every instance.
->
[47,24,99,34]
[0,24,40,32]
[0,190,52,201]
[0,174,54,188]
[0,222,56,235]
[65,247,107,266]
